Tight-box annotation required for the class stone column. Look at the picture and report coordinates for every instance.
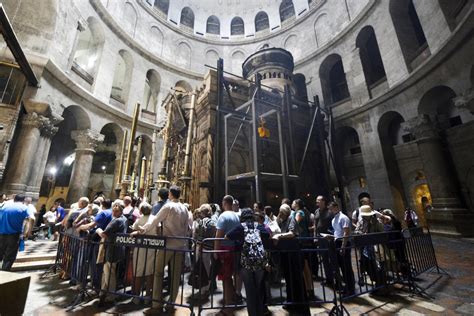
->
[66,129,104,204]
[403,115,472,236]
[25,116,62,200]
[3,113,45,194]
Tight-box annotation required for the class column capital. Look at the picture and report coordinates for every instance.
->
[453,88,474,114]
[40,120,59,139]
[71,129,104,153]
[402,114,439,139]
[21,112,45,129]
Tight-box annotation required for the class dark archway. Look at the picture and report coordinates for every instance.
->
[356,25,387,97]
[378,111,408,212]
[418,85,465,129]
[39,106,91,197]
[319,54,350,105]
[334,126,368,210]
[90,123,123,198]
[389,0,430,70]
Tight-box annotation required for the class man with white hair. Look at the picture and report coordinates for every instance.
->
[68,197,90,230]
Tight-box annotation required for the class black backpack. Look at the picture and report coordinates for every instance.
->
[240,222,268,271]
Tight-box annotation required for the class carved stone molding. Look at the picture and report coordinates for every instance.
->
[71,129,104,153]
[40,120,59,139]
[453,88,474,114]
[402,114,439,139]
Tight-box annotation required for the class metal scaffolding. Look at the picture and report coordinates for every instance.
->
[211,56,334,205]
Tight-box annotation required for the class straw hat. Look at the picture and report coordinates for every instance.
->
[359,205,376,216]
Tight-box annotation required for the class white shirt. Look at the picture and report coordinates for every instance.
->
[332,211,351,239]
[132,214,150,231]
[143,200,190,249]
[44,211,56,223]
[26,204,37,218]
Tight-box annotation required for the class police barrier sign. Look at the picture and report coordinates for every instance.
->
[114,234,166,249]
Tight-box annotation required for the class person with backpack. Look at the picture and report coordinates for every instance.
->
[226,208,270,316]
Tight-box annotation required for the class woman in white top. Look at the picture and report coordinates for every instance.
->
[131,202,155,304]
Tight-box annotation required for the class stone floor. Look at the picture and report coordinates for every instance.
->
[15,235,474,315]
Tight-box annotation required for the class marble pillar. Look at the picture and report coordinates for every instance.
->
[3,113,45,194]
[66,129,104,205]
[403,115,473,236]
[25,116,62,200]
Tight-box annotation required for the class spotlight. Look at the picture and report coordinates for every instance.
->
[49,167,57,175]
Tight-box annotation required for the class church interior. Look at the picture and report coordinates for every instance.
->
[0,0,473,314]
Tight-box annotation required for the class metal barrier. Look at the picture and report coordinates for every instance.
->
[54,227,445,315]
[198,237,340,315]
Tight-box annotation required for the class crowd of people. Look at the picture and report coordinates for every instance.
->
[0,188,420,315]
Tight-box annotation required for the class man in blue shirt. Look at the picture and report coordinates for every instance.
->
[214,195,241,310]
[55,201,66,222]
[0,194,34,271]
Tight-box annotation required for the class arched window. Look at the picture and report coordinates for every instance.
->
[231,51,245,75]
[180,7,194,28]
[206,16,220,35]
[123,2,137,35]
[154,0,169,15]
[143,70,161,113]
[71,17,104,84]
[418,86,469,128]
[110,50,133,104]
[438,0,468,30]
[176,42,191,68]
[231,17,245,35]
[319,54,350,105]
[205,49,219,67]
[280,0,295,23]
[356,26,387,92]
[150,26,163,56]
[255,11,269,32]
[389,0,430,70]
